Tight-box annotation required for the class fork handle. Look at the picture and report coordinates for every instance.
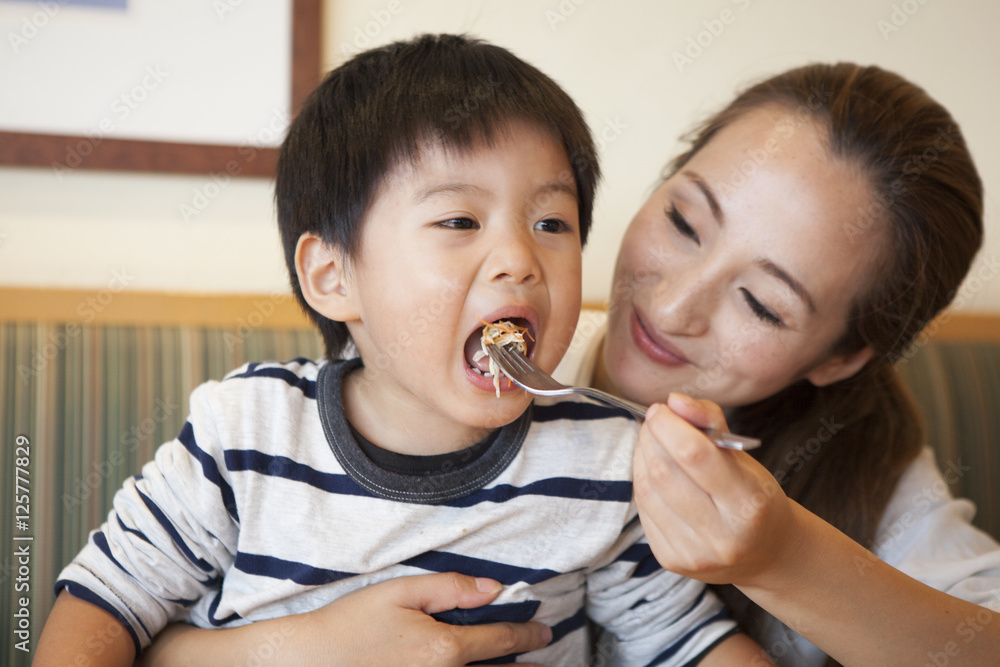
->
[577,387,647,419]
[576,387,761,451]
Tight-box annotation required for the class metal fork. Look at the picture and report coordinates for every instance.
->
[486,344,761,451]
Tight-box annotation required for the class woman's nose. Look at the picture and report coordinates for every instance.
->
[648,267,714,337]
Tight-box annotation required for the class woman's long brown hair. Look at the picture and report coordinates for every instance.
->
[666,63,983,664]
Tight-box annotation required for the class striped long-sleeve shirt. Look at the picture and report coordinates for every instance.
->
[56,358,737,665]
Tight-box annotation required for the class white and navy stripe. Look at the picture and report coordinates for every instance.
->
[57,358,736,664]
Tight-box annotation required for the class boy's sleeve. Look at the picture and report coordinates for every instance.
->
[54,380,241,657]
[586,513,739,666]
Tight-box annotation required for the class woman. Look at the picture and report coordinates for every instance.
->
[140,62,1000,666]
[557,62,1000,666]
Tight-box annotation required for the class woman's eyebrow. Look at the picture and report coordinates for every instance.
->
[682,170,723,224]
[757,258,817,314]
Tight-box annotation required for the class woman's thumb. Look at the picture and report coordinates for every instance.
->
[665,392,726,430]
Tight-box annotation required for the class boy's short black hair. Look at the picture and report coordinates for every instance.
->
[275,33,599,360]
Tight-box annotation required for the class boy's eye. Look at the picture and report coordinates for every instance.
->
[438,217,479,230]
[739,288,784,327]
[667,205,700,245]
[534,218,570,234]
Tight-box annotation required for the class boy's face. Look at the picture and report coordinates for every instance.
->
[341,120,583,453]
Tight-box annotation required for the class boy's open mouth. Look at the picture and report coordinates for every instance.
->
[464,317,534,375]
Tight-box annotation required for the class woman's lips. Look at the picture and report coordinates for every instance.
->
[630,308,691,367]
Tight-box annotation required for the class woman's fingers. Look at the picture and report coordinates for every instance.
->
[665,392,727,431]
[460,621,552,664]
[643,399,775,510]
[635,400,793,586]
[388,572,504,615]
[634,412,735,576]
[642,402,736,498]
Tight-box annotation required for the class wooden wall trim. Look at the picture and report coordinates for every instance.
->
[0,0,320,177]
[1,287,311,330]
[0,131,279,177]
[2,288,998,342]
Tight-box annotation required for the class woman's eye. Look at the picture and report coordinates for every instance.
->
[438,217,479,230]
[667,205,700,245]
[740,288,784,327]
[534,218,570,234]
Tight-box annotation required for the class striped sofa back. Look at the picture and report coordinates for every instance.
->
[1,316,997,664]
[1,322,323,664]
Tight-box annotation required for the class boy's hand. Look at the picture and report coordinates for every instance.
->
[141,572,551,666]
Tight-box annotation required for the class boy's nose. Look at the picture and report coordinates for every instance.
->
[488,230,540,285]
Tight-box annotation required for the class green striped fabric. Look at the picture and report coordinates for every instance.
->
[1,322,997,664]
[896,342,1000,543]
[0,323,322,665]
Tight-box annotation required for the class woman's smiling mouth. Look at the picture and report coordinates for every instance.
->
[630,308,692,367]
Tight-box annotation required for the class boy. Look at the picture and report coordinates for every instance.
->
[36,35,745,664]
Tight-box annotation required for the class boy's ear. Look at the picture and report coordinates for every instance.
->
[294,233,359,322]
[805,345,875,387]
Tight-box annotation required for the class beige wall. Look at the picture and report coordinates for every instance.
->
[3,0,999,311]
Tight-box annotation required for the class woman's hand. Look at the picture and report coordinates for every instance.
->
[633,394,801,588]
[140,573,551,667]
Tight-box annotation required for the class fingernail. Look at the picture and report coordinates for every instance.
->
[476,577,502,594]
[646,403,660,418]
[669,392,695,408]
[542,625,553,644]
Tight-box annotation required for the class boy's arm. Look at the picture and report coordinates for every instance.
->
[699,633,775,666]
[50,380,244,655]
[34,592,135,667]
[137,573,552,667]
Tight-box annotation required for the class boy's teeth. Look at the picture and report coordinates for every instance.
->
[464,328,492,372]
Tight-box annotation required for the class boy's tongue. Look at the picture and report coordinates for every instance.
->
[464,328,491,373]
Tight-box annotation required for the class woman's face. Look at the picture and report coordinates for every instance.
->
[604,105,880,408]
